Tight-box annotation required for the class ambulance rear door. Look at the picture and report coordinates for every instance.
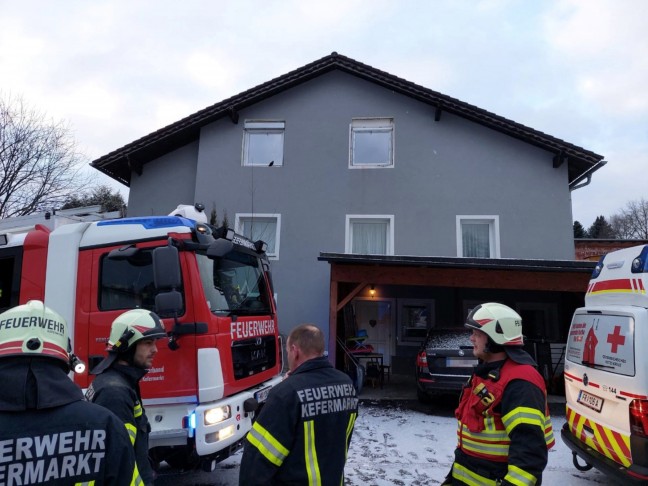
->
[564,307,645,468]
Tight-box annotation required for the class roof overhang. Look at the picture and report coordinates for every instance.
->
[91,52,605,187]
[319,252,595,293]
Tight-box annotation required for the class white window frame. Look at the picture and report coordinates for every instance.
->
[235,213,281,260]
[456,215,500,258]
[345,215,394,255]
[349,118,394,168]
[242,120,285,167]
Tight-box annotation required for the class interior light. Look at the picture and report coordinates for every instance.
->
[370,285,375,299]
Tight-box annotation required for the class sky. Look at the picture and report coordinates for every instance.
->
[155,402,608,485]
[1,0,646,229]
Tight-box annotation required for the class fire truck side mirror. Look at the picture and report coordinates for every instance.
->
[206,239,233,258]
[153,245,181,290]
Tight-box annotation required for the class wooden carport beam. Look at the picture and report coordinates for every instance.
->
[335,281,369,312]
[330,264,589,293]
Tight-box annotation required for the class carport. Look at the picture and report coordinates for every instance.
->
[318,253,596,389]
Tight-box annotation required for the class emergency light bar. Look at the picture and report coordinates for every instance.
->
[631,245,648,274]
[97,216,195,230]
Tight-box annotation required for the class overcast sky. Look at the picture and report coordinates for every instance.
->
[2,0,646,228]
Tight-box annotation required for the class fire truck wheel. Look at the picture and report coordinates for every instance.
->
[162,448,201,471]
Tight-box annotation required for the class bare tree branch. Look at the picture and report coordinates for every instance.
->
[0,93,91,218]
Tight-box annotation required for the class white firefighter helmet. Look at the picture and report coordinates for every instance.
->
[91,309,166,374]
[465,302,524,346]
[0,300,70,364]
[107,308,166,352]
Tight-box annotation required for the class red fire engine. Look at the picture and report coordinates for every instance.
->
[0,203,283,471]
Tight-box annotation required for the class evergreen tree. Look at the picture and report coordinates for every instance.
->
[573,221,588,238]
[61,185,125,213]
[587,215,616,239]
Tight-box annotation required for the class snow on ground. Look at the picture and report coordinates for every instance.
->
[345,402,611,486]
[155,401,614,485]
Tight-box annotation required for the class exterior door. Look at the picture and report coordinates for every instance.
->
[353,298,394,365]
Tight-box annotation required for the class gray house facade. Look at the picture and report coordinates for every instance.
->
[92,53,604,379]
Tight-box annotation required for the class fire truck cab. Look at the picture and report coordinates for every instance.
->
[562,244,648,483]
[0,204,284,471]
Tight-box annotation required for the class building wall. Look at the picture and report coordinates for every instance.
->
[575,239,648,261]
[128,141,199,216]
[126,71,577,343]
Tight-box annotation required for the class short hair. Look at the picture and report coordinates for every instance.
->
[288,324,325,357]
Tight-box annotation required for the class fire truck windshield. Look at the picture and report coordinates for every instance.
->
[196,251,271,315]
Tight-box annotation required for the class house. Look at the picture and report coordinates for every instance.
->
[91,52,605,378]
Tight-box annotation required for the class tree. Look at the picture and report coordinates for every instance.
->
[587,215,616,239]
[610,198,648,239]
[61,185,125,213]
[0,94,90,218]
[573,221,588,238]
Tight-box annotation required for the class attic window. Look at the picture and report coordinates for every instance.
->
[242,120,284,167]
[349,118,394,168]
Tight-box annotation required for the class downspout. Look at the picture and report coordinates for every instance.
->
[570,160,608,191]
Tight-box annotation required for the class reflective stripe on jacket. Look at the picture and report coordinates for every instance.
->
[452,359,554,485]
[239,356,358,486]
[86,364,152,485]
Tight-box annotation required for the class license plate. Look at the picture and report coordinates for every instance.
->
[446,358,477,368]
[254,386,271,403]
[578,390,604,412]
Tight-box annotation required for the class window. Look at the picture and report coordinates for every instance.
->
[346,215,394,255]
[456,216,500,258]
[349,118,394,168]
[398,299,434,344]
[235,214,281,259]
[99,248,185,313]
[242,120,284,167]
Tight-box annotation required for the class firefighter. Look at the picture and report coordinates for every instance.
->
[442,303,555,486]
[0,300,141,485]
[239,324,358,486]
[86,308,167,486]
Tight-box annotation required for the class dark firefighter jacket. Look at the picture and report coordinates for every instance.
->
[86,363,153,485]
[239,356,358,486]
[450,359,555,486]
[0,358,140,486]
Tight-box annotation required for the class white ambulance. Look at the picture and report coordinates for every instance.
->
[562,244,648,483]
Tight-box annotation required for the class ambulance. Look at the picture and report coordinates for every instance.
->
[562,244,648,483]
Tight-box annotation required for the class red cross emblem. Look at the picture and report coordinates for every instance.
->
[607,325,626,353]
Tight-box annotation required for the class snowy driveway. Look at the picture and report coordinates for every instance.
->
[155,401,612,485]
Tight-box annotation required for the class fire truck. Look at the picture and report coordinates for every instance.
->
[562,244,648,483]
[0,203,284,471]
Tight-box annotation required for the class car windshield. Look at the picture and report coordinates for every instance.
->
[196,250,271,316]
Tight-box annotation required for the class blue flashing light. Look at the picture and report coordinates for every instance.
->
[631,246,648,274]
[97,216,195,230]
[591,255,605,279]
[189,412,196,431]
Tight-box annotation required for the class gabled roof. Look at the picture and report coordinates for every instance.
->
[91,52,605,187]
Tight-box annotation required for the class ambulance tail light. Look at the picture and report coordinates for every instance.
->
[416,350,427,368]
[631,246,648,274]
[629,399,648,438]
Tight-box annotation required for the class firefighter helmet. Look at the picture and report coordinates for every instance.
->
[107,309,166,353]
[465,302,524,346]
[91,309,166,374]
[0,300,70,364]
